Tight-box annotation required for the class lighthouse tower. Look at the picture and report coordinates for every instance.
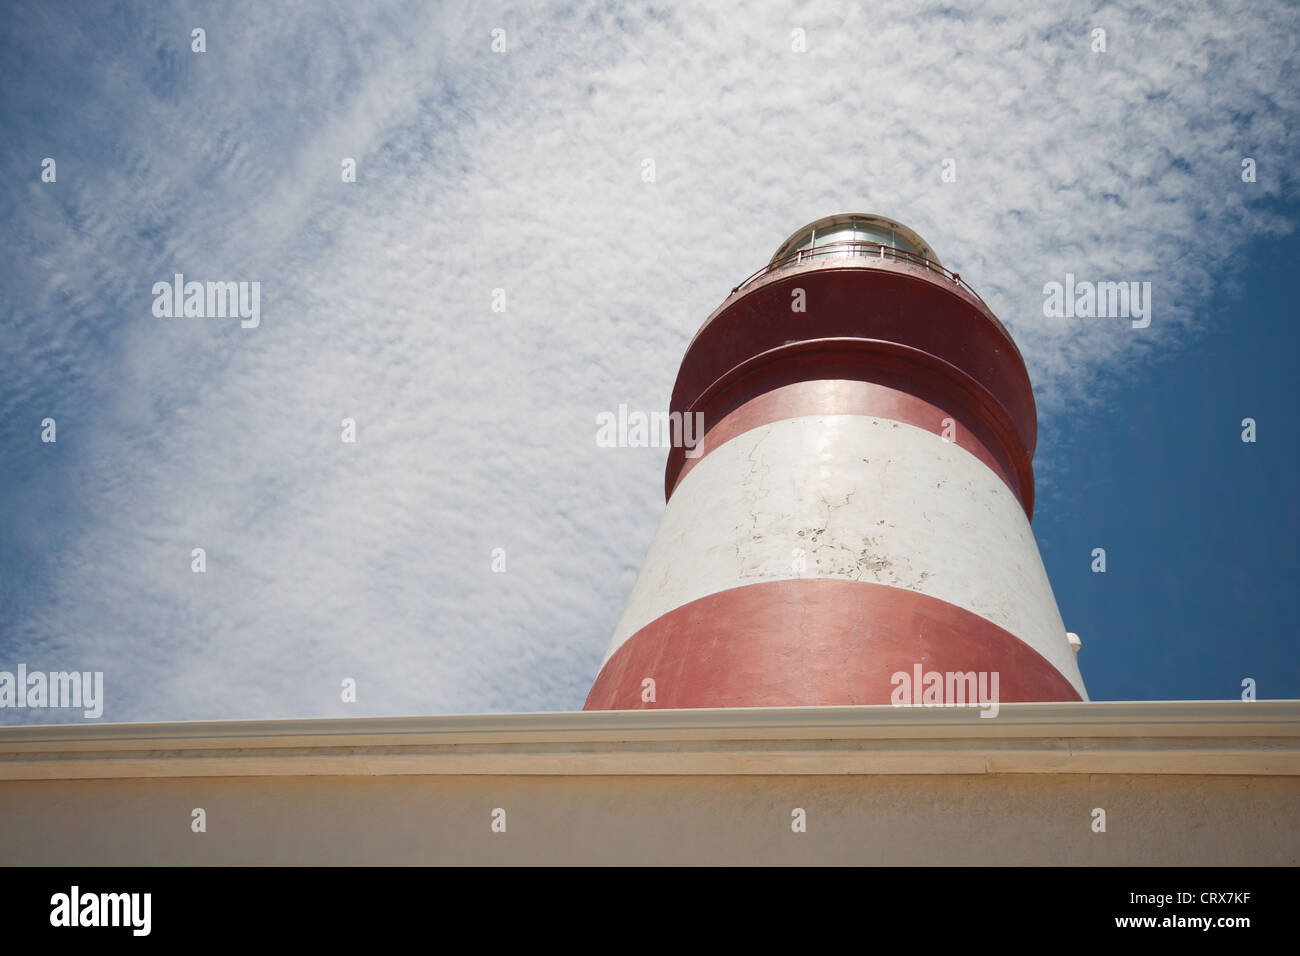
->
[585,214,1087,710]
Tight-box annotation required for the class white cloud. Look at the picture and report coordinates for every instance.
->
[2,0,1296,721]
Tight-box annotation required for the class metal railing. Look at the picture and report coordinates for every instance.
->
[730,240,986,307]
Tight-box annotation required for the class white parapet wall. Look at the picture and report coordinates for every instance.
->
[0,700,1298,865]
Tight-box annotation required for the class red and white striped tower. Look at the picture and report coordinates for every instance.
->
[585,214,1087,709]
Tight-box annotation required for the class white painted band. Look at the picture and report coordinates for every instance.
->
[605,414,1087,699]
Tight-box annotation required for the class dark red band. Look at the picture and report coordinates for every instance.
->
[672,264,1038,458]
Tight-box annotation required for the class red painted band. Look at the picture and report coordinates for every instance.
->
[584,578,1081,710]
[672,264,1038,458]
[670,378,1020,509]
[664,338,1035,517]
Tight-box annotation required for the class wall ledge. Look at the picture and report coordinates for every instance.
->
[1,700,1297,780]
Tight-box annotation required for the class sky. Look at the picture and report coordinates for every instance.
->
[1,0,1296,723]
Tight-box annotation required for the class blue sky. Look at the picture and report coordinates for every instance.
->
[1,1,1297,722]
[1037,216,1300,702]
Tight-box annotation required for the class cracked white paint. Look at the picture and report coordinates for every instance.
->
[604,414,1088,699]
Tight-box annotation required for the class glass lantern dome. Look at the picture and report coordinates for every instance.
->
[770,213,940,267]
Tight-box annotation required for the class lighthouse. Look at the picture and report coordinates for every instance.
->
[585,214,1088,710]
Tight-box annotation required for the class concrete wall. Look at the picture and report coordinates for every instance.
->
[2,772,1296,865]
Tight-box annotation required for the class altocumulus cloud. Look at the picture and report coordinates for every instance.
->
[0,0,1296,721]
